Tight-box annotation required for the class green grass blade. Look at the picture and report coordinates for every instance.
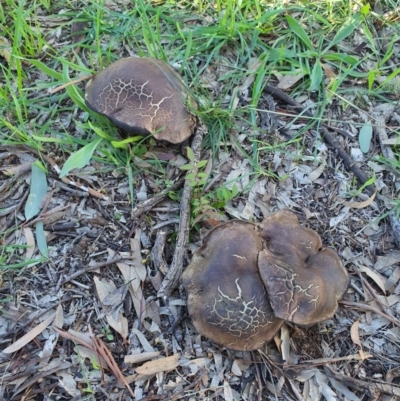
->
[286,15,313,51]
[325,13,362,51]
[60,137,103,177]
[309,60,323,91]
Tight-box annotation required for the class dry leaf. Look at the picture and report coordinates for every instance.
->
[66,329,93,348]
[94,277,128,339]
[0,36,12,64]
[135,354,180,375]
[130,229,147,281]
[124,351,161,364]
[39,334,59,365]
[184,357,211,375]
[3,312,56,353]
[231,360,242,376]
[41,210,67,225]
[381,138,400,145]
[308,163,326,182]
[321,63,336,79]
[277,72,304,90]
[11,360,71,397]
[57,371,81,397]
[339,191,376,209]
[359,265,387,294]
[102,281,130,315]
[328,377,361,401]
[117,262,146,322]
[131,328,154,352]
[223,380,234,401]
[329,206,350,227]
[117,261,141,291]
[280,324,291,364]
[374,250,400,271]
[54,303,64,328]
[350,319,366,360]
[23,227,35,259]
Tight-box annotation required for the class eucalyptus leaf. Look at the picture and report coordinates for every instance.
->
[24,161,48,221]
[36,221,48,258]
[359,124,373,153]
[60,137,103,177]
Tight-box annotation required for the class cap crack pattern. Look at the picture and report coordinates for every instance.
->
[207,278,273,339]
[98,79,174,122]
[273,261,319,318]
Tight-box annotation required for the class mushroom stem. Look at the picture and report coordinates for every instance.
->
[157,122,206,299]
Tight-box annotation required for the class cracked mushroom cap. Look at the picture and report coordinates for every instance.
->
[258,209,350,326]
[182,209,349,351]
[85,57,196,144]
[182,220,283,351]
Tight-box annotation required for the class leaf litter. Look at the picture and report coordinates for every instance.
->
[1,4,400,401]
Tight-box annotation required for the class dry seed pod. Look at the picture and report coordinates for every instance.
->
[85,57,196,144]
[182,209,349,351]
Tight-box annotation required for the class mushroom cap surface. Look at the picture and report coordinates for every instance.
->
[85,57,196,144]
[182,220,283,351]
[183,209,349,351]
[258,209,349,326]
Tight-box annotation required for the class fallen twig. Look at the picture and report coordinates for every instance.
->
[88,325,135,398]
[372,104,400,244]
[372,104,395,161]
[151,229,171,276]
[263,84,355,140]
[324,366,400,398]
[263,84,376,195]
[57,255,122,289]
[49,74,93,94]
[131,177,185,220]
[157,123,206,299]
[340,300,400,327]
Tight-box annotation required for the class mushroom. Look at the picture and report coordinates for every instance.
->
[182,209,349,351]
[85,57,196,144]
[258,210,349,326]
[182,220,283,351]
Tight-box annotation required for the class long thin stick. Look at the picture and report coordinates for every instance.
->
[157,124,206,299]
[131,177,185,220]
[263,84,376,195]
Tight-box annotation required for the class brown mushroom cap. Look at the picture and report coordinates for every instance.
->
[85,57,196,144]
[257,209,349,326]
[182,220,283,351]
[183,209,349,351]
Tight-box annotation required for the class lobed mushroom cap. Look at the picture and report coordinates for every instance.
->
[183,209,349,351]
[85,57,196,144]
[257,209,350,326]
[182,220,283,351]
